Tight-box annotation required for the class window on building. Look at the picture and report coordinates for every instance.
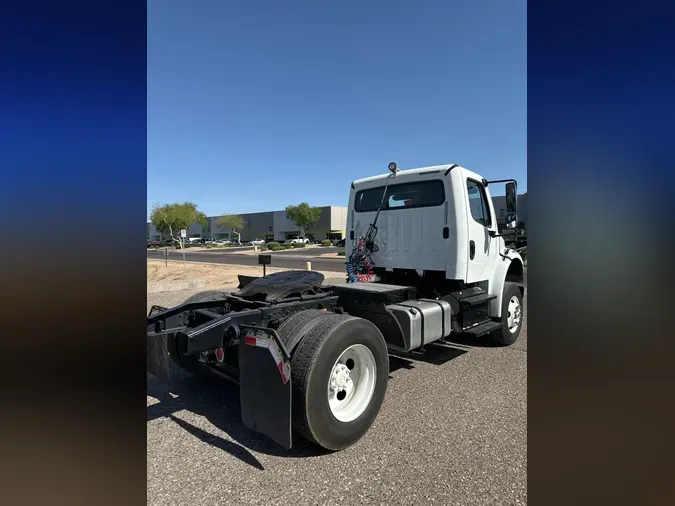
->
[467,179,492,228]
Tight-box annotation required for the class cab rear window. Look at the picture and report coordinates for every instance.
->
[354,180,446,212]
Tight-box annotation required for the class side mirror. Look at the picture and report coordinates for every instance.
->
[505,181,517,215]
[505,212,518,229]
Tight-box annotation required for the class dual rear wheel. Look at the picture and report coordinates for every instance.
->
[167,295,390,452]
[277,310,389,451]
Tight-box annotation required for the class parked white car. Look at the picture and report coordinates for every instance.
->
[212,239,231,245]
[250,238,265,245]
[290,236,310,244]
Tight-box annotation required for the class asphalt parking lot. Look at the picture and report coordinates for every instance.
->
[147,248,346,272]
[147,295,527,506]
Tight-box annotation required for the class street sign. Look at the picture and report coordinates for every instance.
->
[179,230,187,262]
[259,254,271,276]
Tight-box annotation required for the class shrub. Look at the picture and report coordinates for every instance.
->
[267,242,280,249]
[270,245,282,251]
[283,243,293,249]
[338,250,346,256]
[206,244,214,249]
[320,239,332,247]
[292,242,306,248]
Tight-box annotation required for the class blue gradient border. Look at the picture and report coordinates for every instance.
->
[0,2,147,505]
[529,1,675,505]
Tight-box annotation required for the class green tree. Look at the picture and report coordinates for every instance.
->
[285,202,322,237]
[150,202,207,249]
[216,214,245,244]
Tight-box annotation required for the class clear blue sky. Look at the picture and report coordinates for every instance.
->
[147,0,526,218]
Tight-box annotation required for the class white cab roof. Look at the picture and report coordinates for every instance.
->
[352,164,462,186]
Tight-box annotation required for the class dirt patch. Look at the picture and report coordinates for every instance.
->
[148,259,286,287]
[148,259,344,290]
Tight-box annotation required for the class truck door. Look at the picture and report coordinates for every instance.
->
[465,177,496,282]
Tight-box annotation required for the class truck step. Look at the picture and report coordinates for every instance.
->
[449,287,496,308]
[463,320,502,337]
[458,292,497,308]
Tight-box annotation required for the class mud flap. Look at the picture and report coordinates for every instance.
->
[147,333,171,384]
[238,327,293,450]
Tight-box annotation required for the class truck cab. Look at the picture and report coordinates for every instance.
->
[346,163,524,323]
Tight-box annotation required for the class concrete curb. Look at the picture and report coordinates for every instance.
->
[147,278,206,294]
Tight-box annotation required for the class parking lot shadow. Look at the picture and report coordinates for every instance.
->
[148,341,469,465]
[147,369,331,467]
[443,333,505,348]
[388,342,467,375]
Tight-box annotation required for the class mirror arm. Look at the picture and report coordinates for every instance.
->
[484,178,518,187]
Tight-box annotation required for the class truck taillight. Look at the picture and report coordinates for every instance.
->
[215,348,224,362]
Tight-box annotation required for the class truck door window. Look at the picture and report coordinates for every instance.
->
[467,180,492,227]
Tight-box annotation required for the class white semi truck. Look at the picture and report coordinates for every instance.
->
[147,162,525,452]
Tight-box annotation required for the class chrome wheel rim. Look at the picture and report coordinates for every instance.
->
[507,296,522,333]
[327,344,377,422]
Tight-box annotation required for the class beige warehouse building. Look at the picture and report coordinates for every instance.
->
[147,205,348,243]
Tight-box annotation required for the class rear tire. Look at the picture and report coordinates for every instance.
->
[289,314,389,451]
[491,282,523,346]
[276,309,332,354]
[167,290,225,376]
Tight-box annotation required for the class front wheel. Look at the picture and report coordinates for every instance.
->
[290,314,389,451]
[490,282,524,346]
